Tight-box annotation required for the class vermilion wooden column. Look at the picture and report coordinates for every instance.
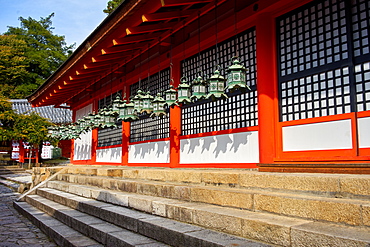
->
[91,129,98,164]
[90,102,98,164]
[256,13,279,164]
[121,121,130,165]
[169,58,181,168]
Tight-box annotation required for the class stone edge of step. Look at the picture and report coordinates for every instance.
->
[13,200,104,247]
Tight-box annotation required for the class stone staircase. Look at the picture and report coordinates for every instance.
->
[0,165,31,192]
[14,166,370,246]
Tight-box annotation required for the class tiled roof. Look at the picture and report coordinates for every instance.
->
[11,99,72,124]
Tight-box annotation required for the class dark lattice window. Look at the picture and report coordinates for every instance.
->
[97,92,122,147]
[353,0,370,112]
[98,127,122,147]
[129,68,170,143]
[181,27,257,136]
[278,0,370,121]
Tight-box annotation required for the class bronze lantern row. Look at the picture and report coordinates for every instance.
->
[48,57,250,140]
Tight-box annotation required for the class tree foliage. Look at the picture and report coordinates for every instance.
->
[104,0,123,14]
[0,13,75,98]
[0,95,52,146]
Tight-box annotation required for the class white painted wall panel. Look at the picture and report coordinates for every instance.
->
[282,120,352,151]
[180,131,259,164]
[96,147,122,163]
[358,117,370,148]
[128,141,169,163]
[73,104,92,160]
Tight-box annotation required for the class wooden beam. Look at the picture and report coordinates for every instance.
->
[142,10,193,22]
[112,33,156,46]
[102,43,147,55]
[126,23,174,35]
[161,0,212,7]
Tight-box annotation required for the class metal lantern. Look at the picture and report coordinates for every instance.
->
[84,113,95,130]
[78,118,87,132]
[92,112,102,128]
[102,107,116,128]
[191,74,207,102]
[123,101,139,122]
[132,89,145,113]
[112,94,122,114]
[97,109,106,127]
[117,100,127,121]
[226,57,250,92]
[150,93,166,118]
[47,126,54,137]
[70,125,80,140]
[74,120,83,134]
[206,68,228,101]
[141,91,154,114]
[164,85,178,108]
[177,77,192,104]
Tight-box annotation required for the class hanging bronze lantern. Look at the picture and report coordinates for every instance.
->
[206,68,228,101]
[164,85,178,108]
[132,89,145,113]
[117,100,127,121]
[124,101,139,122]
[226,57,250,92]
[47,126,55,137]
[84,113,95,131]
[150,93,166,118]
[112,94,122,115]
[177,77,192,105]
[141,91,154,114]
[97,109,106,127]
[102,107,116,128]
[191,73,207,102]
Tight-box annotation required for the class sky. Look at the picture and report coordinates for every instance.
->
[0,0,108,48]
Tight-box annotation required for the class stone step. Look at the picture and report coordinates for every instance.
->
[13,201,104,247]
[62,166,370,199]
[23,195,172,247]
[54,174,370,227]
[27,189,270,247]
[0,168,26,174]
[42,182,370,246]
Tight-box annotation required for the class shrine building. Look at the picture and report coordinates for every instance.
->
[27,0,370,173]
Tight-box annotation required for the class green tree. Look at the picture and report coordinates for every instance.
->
[0,35,29,98]
[0,95,52,147]
[104,0,123,14]
[1,13,75,98]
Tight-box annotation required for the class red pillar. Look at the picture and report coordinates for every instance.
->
[121,121,130,165]
[256,13,279,164]
[169,58,181,168]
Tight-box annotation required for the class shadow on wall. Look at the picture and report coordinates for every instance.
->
[131,141,169,159]
[181,132,252,158]
[74,144,91,160]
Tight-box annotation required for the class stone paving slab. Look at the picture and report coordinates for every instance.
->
[0,184,57,247]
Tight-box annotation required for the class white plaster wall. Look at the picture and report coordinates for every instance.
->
[73,104,92,160]
[180,131,259,164]
[96,147,122,163]
[282,119,352,151]
[358,117,370,148]
[128,141,169,163]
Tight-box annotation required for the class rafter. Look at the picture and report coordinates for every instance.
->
[126,23,174,35]
[102,43,147,55]
[112,33,156,46]
[160,0,212,7]
[142,10,193,22]
[91,55,130,64]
